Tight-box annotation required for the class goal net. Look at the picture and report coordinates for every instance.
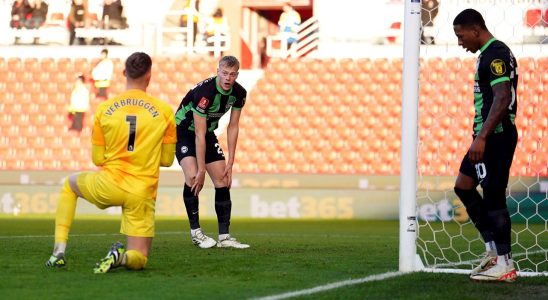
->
[400,0,547,276]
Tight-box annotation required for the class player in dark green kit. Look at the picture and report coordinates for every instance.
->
[175,55,249,249]
[453,9,518,282]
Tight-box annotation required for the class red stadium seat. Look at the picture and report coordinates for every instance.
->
[58,58,75,73]
[157,59,175,73]
[386,21,401,43]
[45,12,66,27]
[521,138,539,154]
[7,58,22,71]
[391,57,403,71]
[525,9,542,27]
[537,57,548,72]
[44,159,64,170]
[40,58,56,71]
[1,72,15,85]
[529,153,547,175]
[304,59,324,73]
[23,58,40,72]
[68,136,86,149]
[18,71,34,83]
[286,59,304,75]
[519,57,536,72]
[74,58,90,73]
[7,159,26,170]
[53,72,69,83]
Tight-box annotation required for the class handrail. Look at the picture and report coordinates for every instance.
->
[267,16,319,59]
[293,32,320,57]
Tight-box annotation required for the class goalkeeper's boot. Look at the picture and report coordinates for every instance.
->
[93,242,126,274]
[470,251,497,276]
[191,229,217,249]
[470,262,517,282]
[45,253,66,268]
[217,235,250,249]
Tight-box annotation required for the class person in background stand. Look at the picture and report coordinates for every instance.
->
[91,48,114,99]
[68,74,90,132]
[278,1,301,48]
[102,0,124,29]
[205,7,229,55]
[26,0,48,28]
[68,0,89,45]
[10,0,30,45]
[180,0,200,48]
[100,0,126,45]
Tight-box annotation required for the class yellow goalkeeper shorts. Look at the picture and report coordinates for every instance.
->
[75,171,155,237]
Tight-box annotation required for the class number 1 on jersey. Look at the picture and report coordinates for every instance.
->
[126,115,137,151]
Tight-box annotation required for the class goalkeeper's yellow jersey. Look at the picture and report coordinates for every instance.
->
[92,89,177,199]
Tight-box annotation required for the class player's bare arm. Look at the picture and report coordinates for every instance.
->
[192,112,207,195]
[224,109,242,188]
[468,81,512,163]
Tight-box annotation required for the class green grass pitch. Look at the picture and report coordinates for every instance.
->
[0,217,546,299]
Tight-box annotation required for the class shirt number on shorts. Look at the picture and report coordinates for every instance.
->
[126,115,137,151]
[214,143,225,157]
[475,163,487,180]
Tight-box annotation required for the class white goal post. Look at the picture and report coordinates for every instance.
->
[399,0,547,277]
[399,0,421,273]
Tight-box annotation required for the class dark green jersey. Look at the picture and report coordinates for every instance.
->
[175,76,246,138]
[473,38,518,135]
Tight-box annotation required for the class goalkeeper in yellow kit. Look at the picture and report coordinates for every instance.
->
[45,52,177,273]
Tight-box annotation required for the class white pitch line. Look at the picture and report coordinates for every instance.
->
[0,231,366,239]
[0,232,172,239]
[251,271,405,300]
[237,232,366,239]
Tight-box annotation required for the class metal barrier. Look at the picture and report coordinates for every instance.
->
[266,16,319,58]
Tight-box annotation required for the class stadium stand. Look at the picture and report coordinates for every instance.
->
[0,56,545,176]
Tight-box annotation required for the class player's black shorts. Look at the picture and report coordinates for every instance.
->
[459,127,518,189]
[175,130,225,164]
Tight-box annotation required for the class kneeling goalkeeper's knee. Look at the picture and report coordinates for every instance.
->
[125,250,148,270]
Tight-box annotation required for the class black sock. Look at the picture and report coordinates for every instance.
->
[483,187,512,256]
[488,209,512,255]
[183,184,200,230]
[454,187,493,243]
[215,187,231,235]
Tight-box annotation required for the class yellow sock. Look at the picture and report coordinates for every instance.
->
[54,179,78,244]
[125,250,148,270]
